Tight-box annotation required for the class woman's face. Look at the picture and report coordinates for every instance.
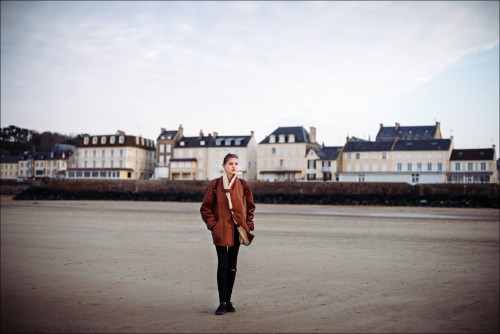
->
[223,158,239,176]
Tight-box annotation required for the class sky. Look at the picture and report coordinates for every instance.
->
[1,1,499,149]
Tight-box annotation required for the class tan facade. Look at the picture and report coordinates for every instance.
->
[257,126,320,181]
[169,132,257,180]
[0,159,19,180]
[448,146,497,184]
[67,132,155,180]
[155,125,183,179]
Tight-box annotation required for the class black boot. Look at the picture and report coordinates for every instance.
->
[215,303,227,315]
[225,301,235,312]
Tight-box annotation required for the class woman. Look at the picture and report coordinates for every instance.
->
[200,153,256,315]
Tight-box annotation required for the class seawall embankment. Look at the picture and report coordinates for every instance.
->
[2,179,498,208]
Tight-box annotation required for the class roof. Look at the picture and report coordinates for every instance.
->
[392,139,451,151]
[343,141,394,152]
[78,134,156,151]
[312,147,342,160]
[450,148,495,161]
[376,125,437,141]
[175,135,252,148]
[0,156,21,164]
[157,130,179,141]
[259,126,313,144]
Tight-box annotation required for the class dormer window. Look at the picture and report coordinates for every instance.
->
[119,136,125,144]
[161,136,165,140]
[84,137,89,145]
[225,139,232,146]
[101,137,106,144]
[167,136,172,140]
[200,140,205,146]
[279,134,285,143]
[459,152,463,156]
[141,138,145,145]
[269,135,276,143]
[289,134,295,143]
[110,136,116,144]
[180,141,185,146]
[92,137,98,144]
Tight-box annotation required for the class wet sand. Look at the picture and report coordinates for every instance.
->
[1,195,499,333]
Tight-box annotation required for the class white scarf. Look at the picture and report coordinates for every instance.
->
[222,172,250,245]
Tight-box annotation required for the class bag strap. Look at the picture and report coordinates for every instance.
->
[213,177,244,206]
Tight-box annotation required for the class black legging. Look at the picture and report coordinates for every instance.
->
[215,226,241,303]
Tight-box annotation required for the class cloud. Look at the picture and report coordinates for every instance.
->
[1,1,498,147]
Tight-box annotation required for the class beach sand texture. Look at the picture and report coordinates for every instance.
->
[1,196,499,333]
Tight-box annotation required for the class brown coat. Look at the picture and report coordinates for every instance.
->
[200,177,255,246]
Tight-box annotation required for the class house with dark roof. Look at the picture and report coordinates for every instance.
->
[15,145,76,179]
[0,156,21,180]
[339,135,453,184]
[67,131,155,180]
[305,146,343,181]
[376,122,442,141]
[154,125,184,179]
[257,126,320,181]
[448,146,497,183]
[169,130,257,180]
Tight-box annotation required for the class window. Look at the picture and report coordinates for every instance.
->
[84,137,89,145]
[102,160,105,168]
[271,148,276,156]
[102,150,106,157]
[412,174,419,183]
[307,173,316,180]
[467,163,473,171]
[438,163,442,172]
[355,153,360,159]
[92,161,96,168]
[481,162,487,171]
[200,141,205,146]
[397,163,402,171]
[382,152,387,159]
[101,137,106,144]
[110,160,114,168]
[84,150,88,158]
[279,159,284,167]
[167,144,171,153]
[347,153,352,159]
[307,160,316,169]
[269,135,276,143]
[279,134,285,143]
[120,149,124,157]
[111,150,115,157]
[455,163,461,171]
[93,150,97,157]
[289,134,295,143]
[180,141,185,146]
[358,174,365,182]
[428,163,432,171]
[119,136,125,144]
[417,163,422,171]
[407,163,412,171]
[100,171,107,178]
[110,136,116,144]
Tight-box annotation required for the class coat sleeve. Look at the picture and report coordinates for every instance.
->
[242,180,256,231]
[200,180,218,231]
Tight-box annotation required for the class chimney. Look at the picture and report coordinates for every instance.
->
[161,128,166,133]
[309,126,316,144]
[436,121,440,130]
[199,129,204,139]
[250,130,254,138]
[395,123,400,131]
[213,132,218,139]
[493,144,496,151]
[178,124,184,137]
[380,123,384,129]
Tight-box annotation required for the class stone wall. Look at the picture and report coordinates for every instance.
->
[4,179,499,208]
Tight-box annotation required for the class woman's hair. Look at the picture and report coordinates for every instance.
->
[223,153,239,165]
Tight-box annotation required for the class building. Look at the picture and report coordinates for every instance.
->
[169,130,257,180]
[257,126,320,181]
[66,131,155,180]
[154,125,183,179]
[448,146,497,184]
[15,144,76,179]
[0,156,21,180]
[340,137,453,184]
[305,146,342,181]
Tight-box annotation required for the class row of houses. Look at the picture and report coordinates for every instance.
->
[1,122,498,184]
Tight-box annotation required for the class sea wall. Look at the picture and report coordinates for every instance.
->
[4,179,498,208]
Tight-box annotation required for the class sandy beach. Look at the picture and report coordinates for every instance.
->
[1,195,498,333]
